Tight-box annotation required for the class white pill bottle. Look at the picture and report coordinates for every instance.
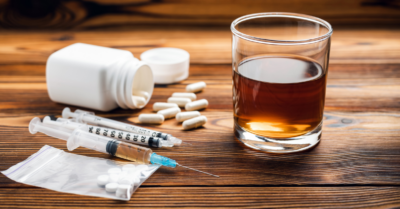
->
[46,43,154,111]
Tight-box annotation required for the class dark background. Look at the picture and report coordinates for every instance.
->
[0,0,399,30]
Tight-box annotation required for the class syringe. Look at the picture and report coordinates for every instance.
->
[62,107,182,146]
[42,116,173,148]
[29,117,218,177]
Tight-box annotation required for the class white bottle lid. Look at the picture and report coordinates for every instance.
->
[140,48,189,84]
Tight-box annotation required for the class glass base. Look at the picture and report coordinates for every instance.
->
[234,122,322,153]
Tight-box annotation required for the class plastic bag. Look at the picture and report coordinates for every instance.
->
[1,145,160,200]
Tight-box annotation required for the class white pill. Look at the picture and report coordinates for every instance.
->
[153,102,179,111]
[139,114,164,124]
[132,96,146,107]
[132,90,150,100]
[97,175,110,186]
[167,97,192,107]
[118,177,133,185]
[157,107,181,119]
[116,184,131,198]
[108,168,122,174]
[105,182,119,193]
[122,164,136,172]
[172,92,197,100]
[185,99,209,111]
[182,116,207,130]
[176,111,201,122]
[109,173,120,183]
[186,81,206,93]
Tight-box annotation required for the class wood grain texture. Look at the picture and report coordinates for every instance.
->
[1,26,400,207]
[0,28,399,65]
[0,0,400,29]
[0,187,400,208]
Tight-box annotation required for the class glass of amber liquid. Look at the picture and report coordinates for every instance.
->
[231,13,332,153]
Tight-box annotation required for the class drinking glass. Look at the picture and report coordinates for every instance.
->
[231,12,333,153]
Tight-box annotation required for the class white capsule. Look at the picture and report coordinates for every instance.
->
[105,182,119,193]
[97,175,110,186]
[132,90,150,100]
[185,99,208,111]
[157,107,181,119]
[186,81,206,93]
[139,114,164,124]
[167,97,192,107]
[172,92,197,100]
[108,168,122,174]
[182,116,207,130]
[176,111,201,122]
[132,96,146,108]
[153,102,179,111]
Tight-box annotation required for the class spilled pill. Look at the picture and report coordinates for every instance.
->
[176,111,201,122]
[186,81,206,93]
[167,97,192,107]
[139,114,164,124]
[172,92,197,100]
[132,96,146,108]
[185,99,208,111]
[153,102,179,111]
[157,107,181,119]
[132,90,150,100]
[182,116,207,130]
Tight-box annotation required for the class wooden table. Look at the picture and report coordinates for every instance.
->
[1,26,400,208]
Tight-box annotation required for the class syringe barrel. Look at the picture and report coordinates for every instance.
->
[67,128,111,154]
[67,128,153,164]
[63,108,171,141]
[29,117,71,140]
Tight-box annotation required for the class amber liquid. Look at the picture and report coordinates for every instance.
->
[233,55,327,138]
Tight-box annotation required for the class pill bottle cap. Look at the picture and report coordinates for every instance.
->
[140,48,189,84]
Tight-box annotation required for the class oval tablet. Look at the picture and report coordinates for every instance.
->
[185,99,208,111]
[172,92,197,100]
[139,114,164,124]
[186,81,206,93]
[157,107,181,119]
[176,111,201,122]
[182,116,207,130]
[167,97,192,107]
[153,102,179,111]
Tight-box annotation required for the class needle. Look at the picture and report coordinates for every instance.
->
[177,163,220,178]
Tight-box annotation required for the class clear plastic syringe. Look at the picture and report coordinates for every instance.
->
[29,117,218,177]
[42,116,173,148]
[62,107,182,146]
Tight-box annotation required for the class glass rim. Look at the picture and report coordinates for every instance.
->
[231,12,333,45]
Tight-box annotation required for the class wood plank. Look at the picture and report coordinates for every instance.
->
[1,111,400,187]
[1,64,399,112]
[1,0,399,29]
[0,28,399,64]
[0,187,400,208]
